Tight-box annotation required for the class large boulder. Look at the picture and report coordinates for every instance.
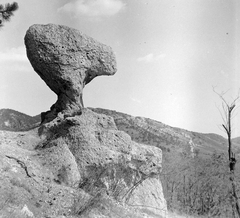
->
[24,24,117,123]
[38,108,168,217]
[0,109,167,218]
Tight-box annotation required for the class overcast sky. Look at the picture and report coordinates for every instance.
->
[0,0,240,137]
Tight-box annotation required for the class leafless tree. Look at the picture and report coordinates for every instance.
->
[213,86,240,218]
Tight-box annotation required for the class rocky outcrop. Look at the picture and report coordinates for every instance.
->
[0,130,78,218]
[24,24,117,123]
[0,24,167,217]
[39,109,167,217]
[0,109,167,218]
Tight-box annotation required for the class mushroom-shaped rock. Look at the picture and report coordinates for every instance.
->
[24,24,117,123]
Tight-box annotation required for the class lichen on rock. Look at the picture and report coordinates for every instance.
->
[24,24,117,123]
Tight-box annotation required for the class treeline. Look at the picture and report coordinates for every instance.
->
[161,151,240,217]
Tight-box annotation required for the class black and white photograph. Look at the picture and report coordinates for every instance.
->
[0,0,240,217]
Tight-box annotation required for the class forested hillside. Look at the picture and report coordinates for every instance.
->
[92,107,240,217]
[0,109,40,131]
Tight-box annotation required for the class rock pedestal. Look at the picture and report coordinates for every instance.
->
[17,23,168,217]
[25,24,117,123]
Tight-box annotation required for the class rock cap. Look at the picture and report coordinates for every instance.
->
[25,23,117,123]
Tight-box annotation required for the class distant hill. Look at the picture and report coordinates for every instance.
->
[0,107,239,155]
[0,109,40,131]
[90,108,240,156]
[233,137,240,144]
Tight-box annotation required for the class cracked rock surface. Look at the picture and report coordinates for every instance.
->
[24,24,117,123]
[0,109,167,218]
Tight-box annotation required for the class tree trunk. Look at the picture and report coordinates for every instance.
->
[227,109,240,218]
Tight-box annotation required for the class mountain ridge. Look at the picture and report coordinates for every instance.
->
[0,108,40,131]
[90,108,236,156]
[1,108,239,156]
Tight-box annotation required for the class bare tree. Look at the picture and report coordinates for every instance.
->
[213,87,240,218]
[0,2,18,28]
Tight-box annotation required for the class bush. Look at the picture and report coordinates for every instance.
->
[161,151,235,217]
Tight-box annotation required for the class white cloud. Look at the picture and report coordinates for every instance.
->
[0,46,32,72]
[0,46,28,63]
[137,53,166,63]
[58,0,125,17]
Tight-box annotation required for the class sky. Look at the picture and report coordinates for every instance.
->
[0,0,240,137]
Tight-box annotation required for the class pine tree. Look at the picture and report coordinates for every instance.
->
[0,2,18,28]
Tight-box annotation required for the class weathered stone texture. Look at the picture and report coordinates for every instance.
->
[25,24,117,123]
[0,109,167,218]
[39,109,168,217]
[0,24,167,218]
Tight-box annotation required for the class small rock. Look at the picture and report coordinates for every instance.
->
[20,204,34,217]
